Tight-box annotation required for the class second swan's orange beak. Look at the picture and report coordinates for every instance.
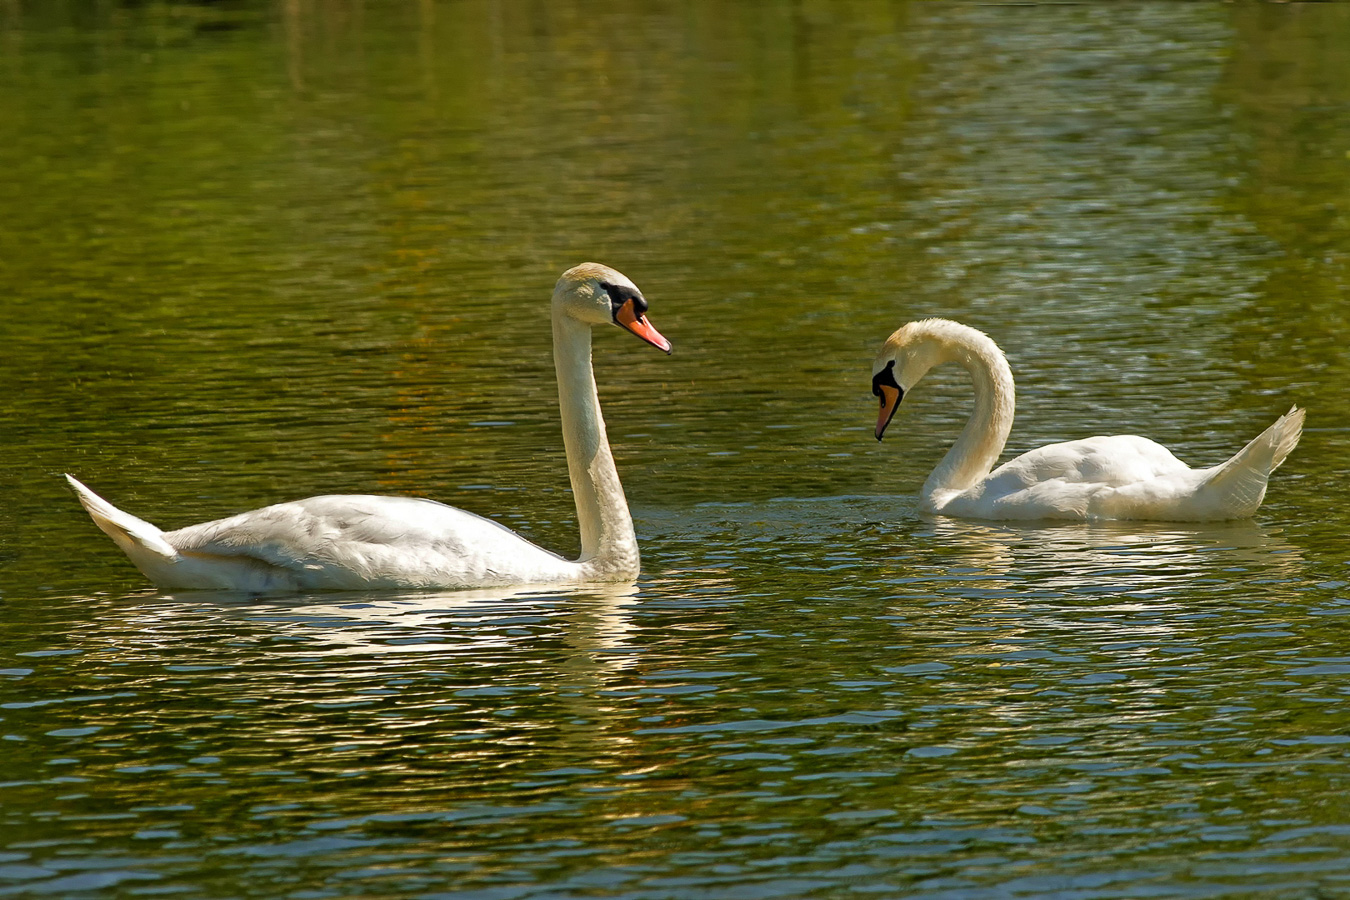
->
[615,299,673,354]
[875,384,902,441]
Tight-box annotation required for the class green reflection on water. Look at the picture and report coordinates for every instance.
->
[2,1,1350,897]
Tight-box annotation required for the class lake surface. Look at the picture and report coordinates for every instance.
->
[3,1,1350,897]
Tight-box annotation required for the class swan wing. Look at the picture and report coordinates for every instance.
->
[164,495,573,589]
[935,436,1195,520]
[992,435,1191,488]
[938,422,1301,523]
[1090,406,1305,521]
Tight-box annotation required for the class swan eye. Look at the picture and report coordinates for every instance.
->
[872,360,900,398]
[601,282,647,320]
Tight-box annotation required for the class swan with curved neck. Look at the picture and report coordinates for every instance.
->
[67,263,671,592]
[871,318,1303,521]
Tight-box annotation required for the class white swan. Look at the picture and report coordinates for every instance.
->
[871,318,1304,521]
[67,263,672,592]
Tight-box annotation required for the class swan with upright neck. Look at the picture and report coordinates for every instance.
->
[67,263,672,592]
[871,318,1303,521]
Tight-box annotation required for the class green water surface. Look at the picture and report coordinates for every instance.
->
[2,2,1350,897]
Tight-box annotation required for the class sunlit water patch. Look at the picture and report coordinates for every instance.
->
[4,501,1350,896]
[3,1,1350,898]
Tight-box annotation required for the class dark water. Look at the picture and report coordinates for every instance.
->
[3,2,1350,897]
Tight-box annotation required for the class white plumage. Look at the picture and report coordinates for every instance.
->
[871,318,1303,522]
[68,263,672,592]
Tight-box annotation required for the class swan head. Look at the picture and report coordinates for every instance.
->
[871,319,979,441]
[554,263,672,354]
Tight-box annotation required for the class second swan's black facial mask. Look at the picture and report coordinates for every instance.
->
[873,360,904,441]
[872,360,900,399]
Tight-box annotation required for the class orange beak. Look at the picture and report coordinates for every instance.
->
[875,384,901,441]
[615,299,672,354]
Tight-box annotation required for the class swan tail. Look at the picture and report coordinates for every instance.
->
[1199,405,1305,518]
[67,475,305,591]
[66,474,194,588]
[66,475,178,559]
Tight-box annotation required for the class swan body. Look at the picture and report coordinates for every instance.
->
[871,318,1303,522]
[68,263,672,592]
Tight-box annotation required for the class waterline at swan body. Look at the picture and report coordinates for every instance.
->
[871,319,1303,522]
[67,263,672,593]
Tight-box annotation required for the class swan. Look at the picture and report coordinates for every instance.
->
[67,262,672,592]
[871,318,1304,521]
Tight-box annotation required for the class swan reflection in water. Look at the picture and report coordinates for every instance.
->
[100,580,644,706]
[167,582,637,657]
[86,582,648,761]
[919,515,1305,597]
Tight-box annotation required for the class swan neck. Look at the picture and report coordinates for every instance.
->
[922,333,1015,500]
[552,312,639,578]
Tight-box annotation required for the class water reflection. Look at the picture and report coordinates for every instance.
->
[925,515,1305,592]
[3,1,1350,897]
[104,581,641,665]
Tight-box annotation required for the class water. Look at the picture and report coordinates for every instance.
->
[3,1,1350,897]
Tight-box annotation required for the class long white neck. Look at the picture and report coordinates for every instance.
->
[920,327,1016,502]
[551,311,639,579]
